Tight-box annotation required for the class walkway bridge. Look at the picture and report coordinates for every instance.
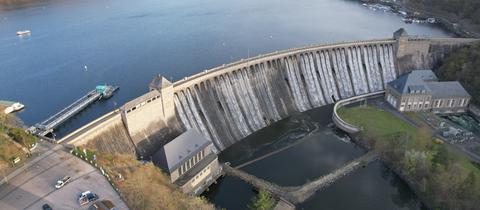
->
[28,85,118,141]
[223,151,378,204]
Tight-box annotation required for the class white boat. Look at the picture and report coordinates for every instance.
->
[4,103,25,114]
[16,30,31,36]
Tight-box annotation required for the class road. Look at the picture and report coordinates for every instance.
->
[0,142,129,210]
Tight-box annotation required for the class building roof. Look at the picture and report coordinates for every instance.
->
[388,69,470,99]
[427,81,471,98]
[153,129,212,172]
[149,74,172,90]
[388,70,438,94]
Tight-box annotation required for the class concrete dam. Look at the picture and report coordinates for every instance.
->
[173,40,397,150]
[62,29,479,157]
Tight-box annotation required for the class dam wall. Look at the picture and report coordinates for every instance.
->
[172,39,398,150]
[63,29,480,157]
[60,110,122,146]
[394,29,479,74]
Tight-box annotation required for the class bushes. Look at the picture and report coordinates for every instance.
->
[436,44,480,104]
[5,127,37,148]
[248,189,275,210]
[92,153,215,210]
[340,105,480,210]
[400,0,480,24]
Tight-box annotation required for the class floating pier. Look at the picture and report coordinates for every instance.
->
[28,85,118,141]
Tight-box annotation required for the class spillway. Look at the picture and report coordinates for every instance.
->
[173,41,398,150]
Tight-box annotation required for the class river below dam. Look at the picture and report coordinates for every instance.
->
[1,0,449,209]
[205,105,426,210]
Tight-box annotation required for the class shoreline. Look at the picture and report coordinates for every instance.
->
[357,0,479,38]
[349,135,433,210]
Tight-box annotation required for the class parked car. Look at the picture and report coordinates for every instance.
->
[54,176,71,189]
[42,204,52,210]
[78,191,99,206]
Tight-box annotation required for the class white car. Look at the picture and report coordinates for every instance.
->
[55,176,71,189]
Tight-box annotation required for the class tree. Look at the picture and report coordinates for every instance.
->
[248,189,275,210]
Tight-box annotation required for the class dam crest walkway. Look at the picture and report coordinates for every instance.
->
[223,151,378,204]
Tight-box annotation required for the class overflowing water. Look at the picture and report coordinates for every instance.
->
[174,44,398,150]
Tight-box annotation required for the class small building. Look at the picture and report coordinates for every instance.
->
[386,70,471,113]
[153,129,222,196]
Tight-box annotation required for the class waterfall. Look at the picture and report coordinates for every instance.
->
[371,45,384,89]
[177,92,200,130]
[207,79,243,141]
[387,44,397,81]
[330,50,346,99]
[239,68,265,129]
[257,64,281,121]
[218,75,252,137]
[377,45,390,87]
[307,53,326,106]
[340,49,354,97]
[174,94,193,129]
[320,51,339,102]
[185,88,212,140]
[346,48,360,95]
[299,54,321,107]
[285,57,308,111]
[191,86,224,149]
[171,41,398,151]
[355,47,369,94]
[315,52,333,104]
[231,70,258,131]
[292,56,311,110]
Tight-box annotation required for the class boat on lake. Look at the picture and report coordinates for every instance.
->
[3,102,25,114]
[16,30,31,36]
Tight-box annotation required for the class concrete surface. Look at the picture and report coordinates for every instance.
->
[0,142,129,210]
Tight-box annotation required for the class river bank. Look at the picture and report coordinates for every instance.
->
[356,0,479,38]
[339,105,480,210]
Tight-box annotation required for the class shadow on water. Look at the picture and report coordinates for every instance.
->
[206,105,426,210]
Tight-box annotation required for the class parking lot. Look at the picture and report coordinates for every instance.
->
[0,143,128,210]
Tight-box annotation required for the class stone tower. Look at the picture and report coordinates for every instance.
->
[149,74,175,123]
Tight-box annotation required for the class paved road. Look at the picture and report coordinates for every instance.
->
[0,142,129,210]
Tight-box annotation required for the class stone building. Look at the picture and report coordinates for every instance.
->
[152,129,222,195]
[386,70,470,113]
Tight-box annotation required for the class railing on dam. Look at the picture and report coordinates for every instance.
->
[172,38,397,91]
[332,91,385,134]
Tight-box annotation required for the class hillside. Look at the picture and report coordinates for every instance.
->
[78,126,215,210]
[398,0,480,36]
[0,106,36,175]
[434,43,480,104]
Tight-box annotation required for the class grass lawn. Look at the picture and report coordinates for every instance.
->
[339,105,480,177]
[338,105,416,137]
[0,133,26,174]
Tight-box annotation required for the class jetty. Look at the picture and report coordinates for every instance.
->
[28,85,118,141]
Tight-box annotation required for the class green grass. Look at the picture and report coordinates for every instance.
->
[339,105,480,179]
[73,147,96,161]
[338,106,416,138]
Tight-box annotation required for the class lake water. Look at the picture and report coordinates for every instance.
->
[1,0,447,209]
[1,0,449,135]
